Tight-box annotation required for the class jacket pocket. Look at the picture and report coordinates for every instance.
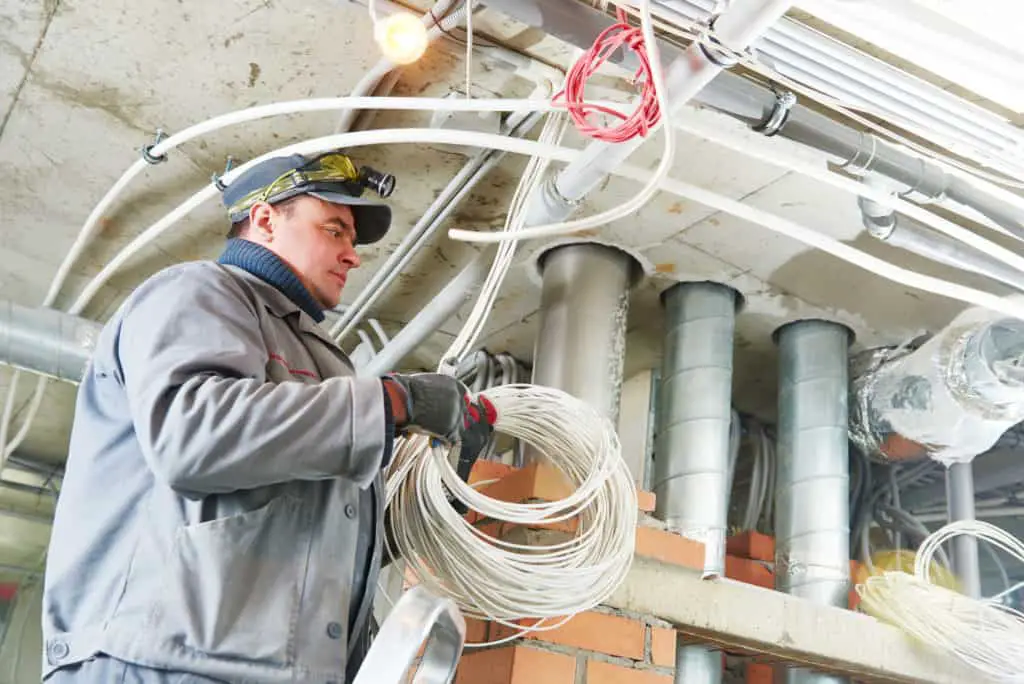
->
[157,494,310,666]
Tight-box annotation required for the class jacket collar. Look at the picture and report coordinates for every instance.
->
[217,238,326,323]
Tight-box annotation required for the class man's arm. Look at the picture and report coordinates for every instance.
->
[118,265,389,495]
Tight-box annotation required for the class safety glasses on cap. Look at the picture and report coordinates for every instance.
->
[226,153,395,220]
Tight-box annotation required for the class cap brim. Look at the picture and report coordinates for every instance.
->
[307,191,392,245]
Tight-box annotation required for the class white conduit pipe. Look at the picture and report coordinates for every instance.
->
[70,127,1024,323]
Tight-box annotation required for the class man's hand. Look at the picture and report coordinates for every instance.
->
[384,373,464,444]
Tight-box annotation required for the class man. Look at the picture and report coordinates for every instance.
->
[41,151,494,683]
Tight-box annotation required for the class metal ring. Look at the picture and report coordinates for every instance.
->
[141,129,168,165]
[752,90,796,137]
[698,16,740,68]
[842,135,878,176]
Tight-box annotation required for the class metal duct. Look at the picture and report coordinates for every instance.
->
[775,320,851,684]
[651,281,739,684]
[653,282,738,573]
[0,301,99,384]
[531,243,639,424]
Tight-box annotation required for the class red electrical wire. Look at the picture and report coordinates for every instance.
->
[554,8,662,143]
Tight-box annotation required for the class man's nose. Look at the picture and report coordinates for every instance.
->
[341,246,360,269]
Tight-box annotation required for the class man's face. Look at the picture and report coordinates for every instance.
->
[266,196,361,309]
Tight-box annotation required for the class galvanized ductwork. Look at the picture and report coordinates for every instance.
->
[0,301,99,384]
[652,281,739,684]
[775,320,852,684]
[531,243,639,424]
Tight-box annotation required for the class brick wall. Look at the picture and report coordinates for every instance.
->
[456,607,677,684]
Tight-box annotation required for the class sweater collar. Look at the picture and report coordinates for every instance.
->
[217,239,326,323]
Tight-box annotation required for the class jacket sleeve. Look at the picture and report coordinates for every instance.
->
[117,265,389,495]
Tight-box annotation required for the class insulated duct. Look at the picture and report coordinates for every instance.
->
[0,301,99,384]
[651,281,739,684]
[531,243,638,423]
[775,320,851,684]
[849,306,1024,465]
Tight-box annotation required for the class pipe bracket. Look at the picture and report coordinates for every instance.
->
[752,89,796,137]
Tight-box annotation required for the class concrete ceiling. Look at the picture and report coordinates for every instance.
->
[0,0,1021,576]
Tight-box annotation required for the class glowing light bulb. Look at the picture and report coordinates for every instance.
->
[374,12,429,65]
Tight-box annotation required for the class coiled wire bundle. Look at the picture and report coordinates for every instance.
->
[856,520,1024,682]
[384,383,637,633]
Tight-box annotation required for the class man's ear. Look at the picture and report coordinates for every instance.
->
[248,202,275,243]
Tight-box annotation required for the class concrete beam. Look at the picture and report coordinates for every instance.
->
[605,558,995,684]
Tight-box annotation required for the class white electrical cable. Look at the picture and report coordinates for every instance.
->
[384,384,637,627]
[68,126,1024,330]
[857,520,1024,683]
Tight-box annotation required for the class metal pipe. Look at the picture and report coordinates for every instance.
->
[859,193,1024,293]
[331,110,543,342]
[775,319,851,684]
[0,301,99,383]
[479,0,1024,237]
[522,0,795,228]
[946,462,982,599]
[652,282,739,684]
[531,243,638,424]
[360,246,498,376]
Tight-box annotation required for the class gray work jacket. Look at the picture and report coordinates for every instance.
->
[41,261,390,683]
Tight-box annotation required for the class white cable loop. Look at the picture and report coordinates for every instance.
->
[857,520,1024,683]
[385,384,638,631]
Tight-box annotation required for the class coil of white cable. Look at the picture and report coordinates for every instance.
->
[384,383,638,634]
[857,520,1024,683]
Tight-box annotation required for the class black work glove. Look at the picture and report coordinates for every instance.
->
[450,394,497,515]
[385,373,464,444]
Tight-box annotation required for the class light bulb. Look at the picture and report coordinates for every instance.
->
[374,12,429,65]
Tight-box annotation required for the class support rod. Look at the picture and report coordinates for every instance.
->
[531,243,637,423]
[360,246,497,376]
[653,281,739,684]
[946,461,982,598]
[775,319,852,684]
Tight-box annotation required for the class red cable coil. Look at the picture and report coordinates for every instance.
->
[555,8,662,143]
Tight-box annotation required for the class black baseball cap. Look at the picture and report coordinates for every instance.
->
[221,152,392,245]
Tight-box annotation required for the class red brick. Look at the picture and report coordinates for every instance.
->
[491,611,645,660]
[747,662,774,684]
[587,660,672,684]
[465,617,489,644]
[456,645,576,684]
[637,490,656,512]
[650,627,676,667]
[725,556,773,589]
[726,532,775,562]
[635,526,704,569]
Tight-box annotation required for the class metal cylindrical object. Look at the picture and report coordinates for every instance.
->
[531,243,638,423]
[652,281,739,684]
[775,320,851,684]
[946,462,982,598]
[653,282,738,575]
[0,301,99,384]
